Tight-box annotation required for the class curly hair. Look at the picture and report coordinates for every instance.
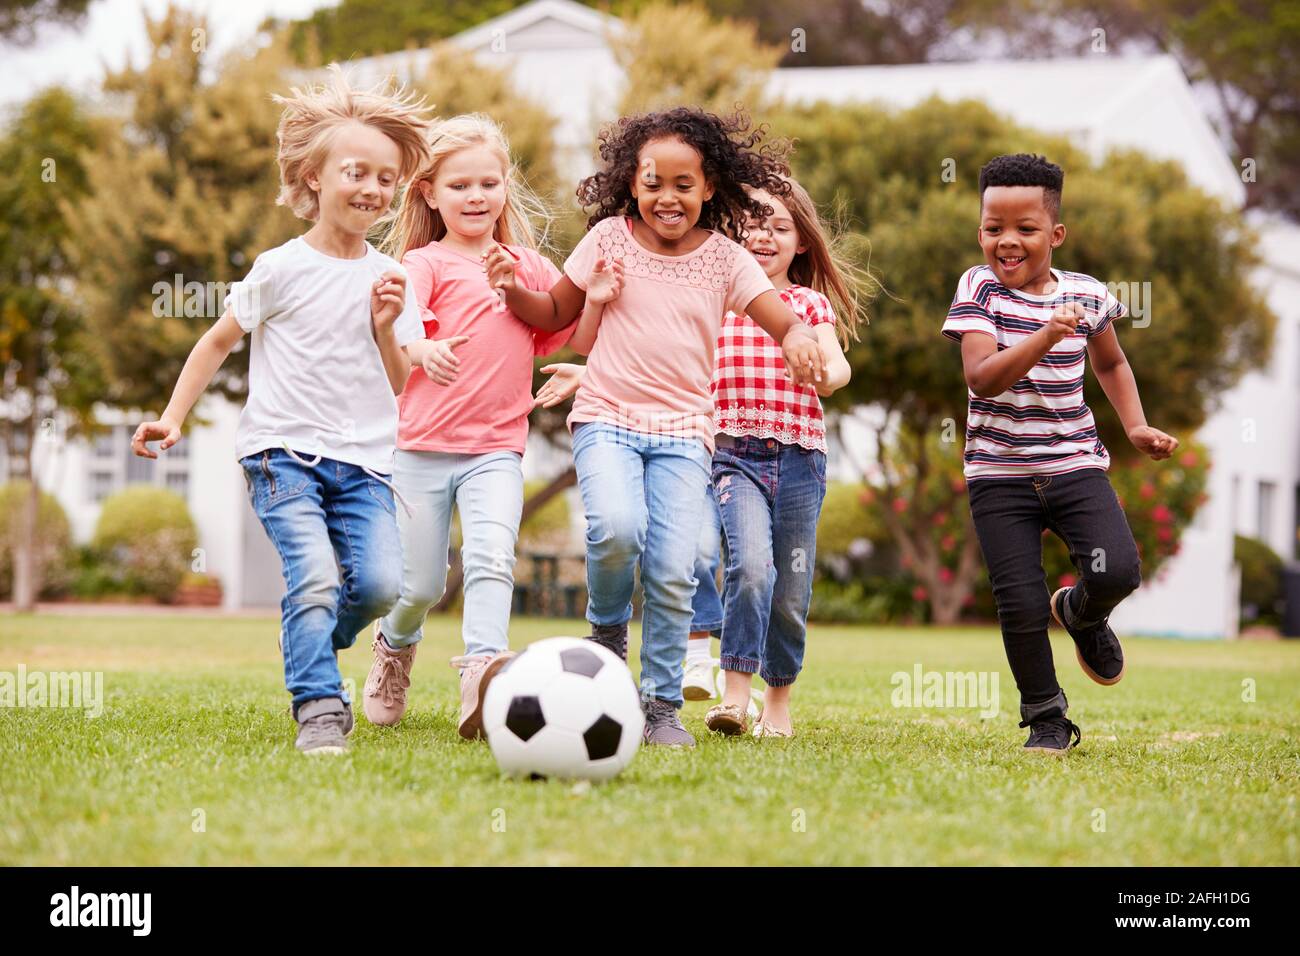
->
[576,106,792,240]
[978,153,1064,221]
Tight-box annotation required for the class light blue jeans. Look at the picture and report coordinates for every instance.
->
[689,489,725,635]
[713,436,826,686]
[380,449,524,656]
[240,449,403,709]
[571,422,712,708]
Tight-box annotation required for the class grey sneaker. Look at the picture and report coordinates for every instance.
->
[294,697,350,756]
[586,623,628,662]
[642,698,695,747]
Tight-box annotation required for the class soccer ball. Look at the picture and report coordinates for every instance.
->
[483,637,645,781]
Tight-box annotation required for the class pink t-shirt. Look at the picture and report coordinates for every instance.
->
[397,241,575,455]
[563,217,774,453]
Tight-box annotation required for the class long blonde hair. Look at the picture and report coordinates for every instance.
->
[382,113,552,259]
[761,177,875,347]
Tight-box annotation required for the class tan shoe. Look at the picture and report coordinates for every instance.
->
[363,625,417,726]
[452,651,516,740]
[704,702,748,736]
[752,712,794,738]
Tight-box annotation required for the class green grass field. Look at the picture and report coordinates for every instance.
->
[1,611,1297,866]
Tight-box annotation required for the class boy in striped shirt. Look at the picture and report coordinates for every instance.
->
[942,153,1178,754]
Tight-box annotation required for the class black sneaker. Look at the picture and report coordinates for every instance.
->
[586,623,628,663]
[1051,586,1126,686]
[1021,715,1082,754]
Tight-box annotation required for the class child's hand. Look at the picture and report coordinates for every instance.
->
[1129,425,1179,461]
[781,325,827,387]
[482,244,518,297]
[418,335,470,386]
[371,270,406,330]
[586,257,624,305]
[534,363,586,408]
[131,417,181,459]
[1044,301,1085,346]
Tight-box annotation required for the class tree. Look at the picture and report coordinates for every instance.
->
[609,1,782,117]
[0,0,90,44]
[68,5,300,413]
[761,95,1274,621]
[0,86,101,610]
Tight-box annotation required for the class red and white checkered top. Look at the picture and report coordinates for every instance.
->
[712,284,836,452]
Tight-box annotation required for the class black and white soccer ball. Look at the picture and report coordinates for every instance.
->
[483,637,645,781]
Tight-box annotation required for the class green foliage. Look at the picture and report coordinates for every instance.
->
[1235,534,1284,628]
[815,481,882,556]
[0,0,90,44]
[0,87,105,440]
[92,485,198,600]
[518,480,572,545]
[0,482,73,599]
[610,1,782,117]
[69,6,301,413]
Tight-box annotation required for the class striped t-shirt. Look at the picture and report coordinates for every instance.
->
[941,265,1126,480]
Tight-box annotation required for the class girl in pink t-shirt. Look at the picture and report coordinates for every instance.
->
[363,114,576,737]
[487,106,826,746]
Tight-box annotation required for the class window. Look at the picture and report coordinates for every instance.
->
[165,472,189,497]
[90,471,115,503]
[1257,481,1277,545]
[93,430,117,459]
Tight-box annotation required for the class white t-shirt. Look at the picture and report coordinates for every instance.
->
[228,236,423,473]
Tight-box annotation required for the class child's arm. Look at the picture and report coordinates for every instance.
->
[1087,324,1178,460]
[744,290,826,387]
[534,362,587,408]
[813,325,851,397]
[406,335,471,386]
[483,245,585,333]
[131,310,246,458]
[960,302,1082,398]
[568,257,624,356]
[371,270,412,394]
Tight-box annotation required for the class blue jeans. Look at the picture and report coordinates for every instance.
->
[713,436,826,687]
[689,488,724,635]
[572,422,711,708]
[241,449,403,710]
[381,449,523,656]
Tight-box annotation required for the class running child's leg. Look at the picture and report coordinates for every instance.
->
[453,451,525,658]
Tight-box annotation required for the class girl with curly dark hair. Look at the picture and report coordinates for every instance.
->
[485,106,825,747]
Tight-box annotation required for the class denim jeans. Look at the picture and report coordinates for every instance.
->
[689,488,725,635]
[968,467,1141,713]
[241,448,403,709]
[571,422,711,708]
[713,436,827,687]
[380,449,523,656]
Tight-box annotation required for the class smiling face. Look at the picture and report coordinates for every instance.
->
[978,185,1066,293]
[630,136,715,244]
[741,189,803,284]
[306,121,402,235]
[419,144,508,243]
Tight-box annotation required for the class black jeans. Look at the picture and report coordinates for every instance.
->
[968,468,1141,719]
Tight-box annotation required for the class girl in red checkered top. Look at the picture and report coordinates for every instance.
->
[537,177,868,738]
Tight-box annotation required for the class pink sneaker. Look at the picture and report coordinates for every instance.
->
[363,625,417,726]
[451,652,516,740]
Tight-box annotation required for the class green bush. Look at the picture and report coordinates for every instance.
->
[816,482,882,558]
[518,479,572,546]
[92,486,198,600]
[0,481,74,599]
[1235,534,1283,627]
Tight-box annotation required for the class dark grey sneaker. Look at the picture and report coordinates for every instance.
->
[586,623,628,663]
[1051,586,1126,685]
[1018,691,1080,755]
[642,698,695,747]
[294,697,350,756]
[1022,716,1082,754]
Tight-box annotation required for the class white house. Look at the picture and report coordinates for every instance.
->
[25,0,1298,633]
